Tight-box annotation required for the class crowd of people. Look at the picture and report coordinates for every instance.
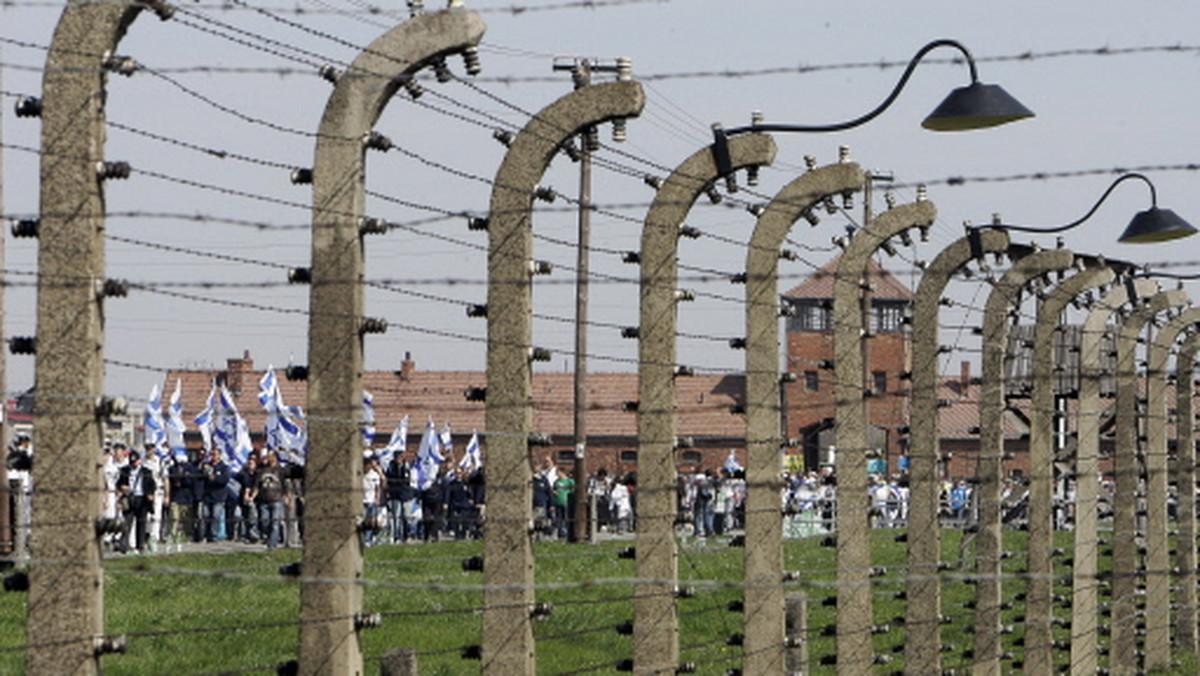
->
[7,434,1071,555]
[97,441,304,553]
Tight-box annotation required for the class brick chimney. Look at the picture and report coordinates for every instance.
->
[959,361,971,398]
[225,349,253,394]
[398,351,415,381]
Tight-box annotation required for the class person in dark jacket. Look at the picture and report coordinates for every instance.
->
[384,451,418,543]
[167,449,201,545]
[444,466,477,540]
[198,448,230,542]
[532,462,554,539]
[117,450,157,552]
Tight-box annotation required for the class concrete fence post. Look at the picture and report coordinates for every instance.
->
[1111,288,1188,675]
[486,78,644,675]
[29,1,153,673]
[831,197,936,675]
[975,248,1076,676]
[744,159,862,673]
[637,132,775,675]
[906,228,1010,674]
[1024,264,1115,675]
[1071,278,1159,676]
[304,9,485,675]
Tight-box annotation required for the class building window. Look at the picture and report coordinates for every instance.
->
[620,450,638,463]
[556,450,576,465]
[680,450,703,465]
[786,299,833,332]
[873,370,888,395]
[805,370,820,392]
[872,300,908,334]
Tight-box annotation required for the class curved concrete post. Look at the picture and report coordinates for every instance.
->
[1175,331,1200,656]
[975,248,1075,676]
[31,2,148,674]
[488,80,644,676]
[1112,288,1187,676]
[1024,264,1115,676]
[906,230,1010,674]
[1072,278,1160,676]
[637,133,775,675]
[1141,302,1198,671]
[304,10,485,676]
[743,161,863,674]
[831,200,936,675]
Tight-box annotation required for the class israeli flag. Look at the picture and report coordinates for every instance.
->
[362,390,376,447]
[723,449,744,473]
[216,384,247,472]
[458,431,482,473]
[380,415,408,467]
[194,383,216,451]
[143,384,167,458]
[440,421,453,456]
[414,416,445,491]
[234,414,253,472]
[259,365,307,459]
[166,379,188,462]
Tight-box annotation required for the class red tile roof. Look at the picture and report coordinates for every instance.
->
[164,359,746,442]
[783,253,913,301]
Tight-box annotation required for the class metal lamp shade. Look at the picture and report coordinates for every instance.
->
[1117,207,1198,243]
[922,82,1035,131]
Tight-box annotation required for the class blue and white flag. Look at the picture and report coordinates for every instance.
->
[414,416,445,491]
[194,383,216,451]
[380,414,408,467]
[235,414,254,471]
[143,384,168,459]
[723,449,744,474]
[166,379,188,462]
[258,366,306,460]
[361,390,376,447]
[440,421,453,456]
[458,430,482,473]
[216,383,249,472]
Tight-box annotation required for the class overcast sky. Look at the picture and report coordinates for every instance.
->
[3,0,1200,408]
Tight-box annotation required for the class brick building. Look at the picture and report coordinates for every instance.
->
[165,351,748,477]
[781,255,914,473]
[156,258,1149,483]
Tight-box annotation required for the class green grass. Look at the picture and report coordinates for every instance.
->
[1,530,1198,674]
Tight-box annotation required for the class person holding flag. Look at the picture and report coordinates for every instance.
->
[383,416,419,543]
[415,417,446,541]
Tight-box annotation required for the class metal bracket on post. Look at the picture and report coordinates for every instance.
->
[711,124,734,179]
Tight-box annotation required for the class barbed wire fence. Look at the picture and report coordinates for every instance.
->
[0,0,1198,675]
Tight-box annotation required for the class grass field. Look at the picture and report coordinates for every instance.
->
[2,529,1197,675]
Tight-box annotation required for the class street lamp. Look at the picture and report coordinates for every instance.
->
[976,173,1197,244]
[721,38,1033,136]
[711,38,1034,175]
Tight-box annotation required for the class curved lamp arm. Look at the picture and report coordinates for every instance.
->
[986,173,1156,235]
[975,173,1196,244]
[724,39,980,135]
